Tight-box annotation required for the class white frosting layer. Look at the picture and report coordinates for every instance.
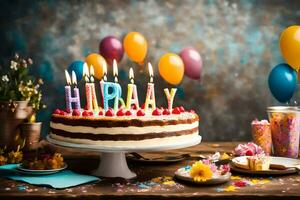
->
[50,121,199,135]
[49,131,199,148]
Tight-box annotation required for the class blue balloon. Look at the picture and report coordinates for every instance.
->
[67,60,84,81]
[268,63,297,103]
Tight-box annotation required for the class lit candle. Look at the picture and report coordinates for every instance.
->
[164,88,177,110]
[83,63,99,111]
[112,59,124,111]
[144,63,156,110]
[99,61,107,107]
[126,67,139,109]
[65,70,81,111]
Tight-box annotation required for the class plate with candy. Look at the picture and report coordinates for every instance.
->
[17,153,67,175]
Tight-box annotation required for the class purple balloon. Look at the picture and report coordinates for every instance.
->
[99,36,124,66]
[179,47,203,80]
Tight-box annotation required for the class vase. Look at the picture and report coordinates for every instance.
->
[0,100,32,150]
[20,122,42,151]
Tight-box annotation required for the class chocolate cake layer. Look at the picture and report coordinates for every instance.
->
[51,114,199,128]
[50,127,198,141]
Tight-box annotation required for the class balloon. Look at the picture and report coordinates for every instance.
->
[158,53,184,85]
[280,26,300,71]
[268,63,297,103]
[179,47,202,80]
[85,53,107,80]
[99,36,124,66]
[67,60,84,81]
[123,32,147,63]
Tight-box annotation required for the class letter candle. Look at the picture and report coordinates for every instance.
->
[164,88,177,110]
[64,70,81,110]
[144,62,156,110]
[100,61,107,104]
[112,59,125,111]
[126,68,139,109]
[83,64,99,111]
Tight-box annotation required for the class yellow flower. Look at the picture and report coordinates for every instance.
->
[190,161,213,182]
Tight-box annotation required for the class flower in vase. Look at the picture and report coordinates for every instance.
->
[1,75,9,82]
[10,61,18,70]
[190,161,213,182]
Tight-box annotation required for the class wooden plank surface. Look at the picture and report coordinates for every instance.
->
[1,141,300,200]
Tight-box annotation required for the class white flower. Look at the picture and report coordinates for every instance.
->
[1,75,9,82]
[10,61,18,71]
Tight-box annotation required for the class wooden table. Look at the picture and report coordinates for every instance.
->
[1,141,300,200]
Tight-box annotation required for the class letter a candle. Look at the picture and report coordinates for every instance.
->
[126,67,139,109]
[144,62,156,110]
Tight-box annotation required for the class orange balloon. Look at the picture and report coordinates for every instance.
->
[280,25,300,71]
[158,53,184,85]
[123,32,147,63]
[85,53,107,80]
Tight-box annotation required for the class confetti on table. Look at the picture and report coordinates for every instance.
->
[216,177,272,192]
[113,176,184,192]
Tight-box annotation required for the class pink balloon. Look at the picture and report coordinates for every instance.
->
[179,47,203,80]
[99,36,124,66]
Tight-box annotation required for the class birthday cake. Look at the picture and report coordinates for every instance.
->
[50,107,199,147]
[49,62,200,148]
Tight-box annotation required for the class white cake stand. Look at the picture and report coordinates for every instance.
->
[46,135,202,179]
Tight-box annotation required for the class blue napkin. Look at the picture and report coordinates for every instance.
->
[0,164,100,189]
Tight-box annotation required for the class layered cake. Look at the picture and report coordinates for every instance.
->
[49,61,200,148]
[50,107,199,148]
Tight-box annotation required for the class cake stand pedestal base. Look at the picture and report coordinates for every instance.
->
[92,152,136,179]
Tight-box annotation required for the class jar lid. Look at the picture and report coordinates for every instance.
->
[267,106,300,112]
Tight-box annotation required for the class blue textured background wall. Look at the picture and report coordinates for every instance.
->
[0,0,299,141]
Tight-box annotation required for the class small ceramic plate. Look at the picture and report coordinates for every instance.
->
[231,156,299,175]
[16,164,68,175]
[175,167,231,185]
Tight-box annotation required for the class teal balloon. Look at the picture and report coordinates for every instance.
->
[268,63,297,103]
[68,60,84,81]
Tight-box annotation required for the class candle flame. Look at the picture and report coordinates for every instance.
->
[113,59,118,77]
[65,70,71,85]
[83,63,89,77]
[71,70,77,85]
[90,65,95,76]
[129,67,134,84]
[103,61,107,75]
[148,62,153,83]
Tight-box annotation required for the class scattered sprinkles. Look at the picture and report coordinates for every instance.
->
[113,176,184,192]
[215,176,272,192]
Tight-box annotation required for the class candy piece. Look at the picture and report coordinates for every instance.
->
[172,107,181,115]
[152,108,162,116]
[131,104,138,110]
[117,109,125,116]
[54,109,61,115]
[72,109,81,116]
[189,109,195,113]
[105,108,115,117]
[125,110,132,116]
[82,111,93,117]
[141,103,145,109]
[137,109,145,116]
[179,106,185,112]
[65,108,71,114]
[98,110,104,116]
[163,109,171,115]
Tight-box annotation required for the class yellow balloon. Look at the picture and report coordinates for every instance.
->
[280,25,300,71]
[158,53,184,85]
[123,32,147,63]
[85,53,107,80]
